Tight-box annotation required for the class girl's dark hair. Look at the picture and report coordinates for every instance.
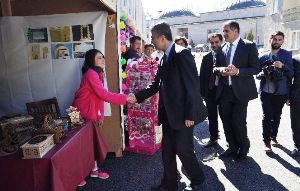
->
[82,49,104,74]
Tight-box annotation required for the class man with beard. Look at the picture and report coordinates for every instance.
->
[123,35,142,70]
[200,33,223,147]
[257,31,293,152]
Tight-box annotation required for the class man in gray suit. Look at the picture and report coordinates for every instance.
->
[215,20,260,161]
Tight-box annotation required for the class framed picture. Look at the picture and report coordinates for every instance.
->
[72,24,94,41]
[27,28,48,43]
[73,42,94,58]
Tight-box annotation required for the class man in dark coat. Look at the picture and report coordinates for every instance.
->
[199,32,223,147]
[128,22,207,191]
[289,54,300,157]
[215,20,260,161]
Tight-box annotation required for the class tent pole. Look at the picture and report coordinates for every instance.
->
[1,0,12,16]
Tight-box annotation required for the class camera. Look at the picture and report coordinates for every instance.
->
[262,60,284,82]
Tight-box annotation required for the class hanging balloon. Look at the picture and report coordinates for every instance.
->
[129,28,135,35]
[121,84,128,91]
[126,18,130,23]
[121,45,126,53]
[120,34,126,42]
[119,21,125,29]
[129,20,133,27]
[121,58,126,65]
[121,72,127,79]
[120,14,126,21]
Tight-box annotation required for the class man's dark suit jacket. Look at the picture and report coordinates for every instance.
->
[200,52,214,98]
[123,48,140,61]
[135,44,207,130]
[215,39,260,101]
[122,48,140,70]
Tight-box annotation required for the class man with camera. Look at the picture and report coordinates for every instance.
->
[257,31,293,152]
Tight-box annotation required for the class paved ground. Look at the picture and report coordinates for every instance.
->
[78,53,300,191]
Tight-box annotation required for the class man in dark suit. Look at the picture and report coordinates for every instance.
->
[289,54,300,157]
[200,33,223,147]
[128,22,207,191]
[215,20,260,161]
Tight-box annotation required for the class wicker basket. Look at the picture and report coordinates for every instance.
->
[0,115,34,146]
[21,134,54,159]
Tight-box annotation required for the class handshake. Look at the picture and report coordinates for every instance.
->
[126,93,137,104]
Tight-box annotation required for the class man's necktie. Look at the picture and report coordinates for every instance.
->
[162,53,167,66]
[226,43,233,66]
[225,43,233,85]
[208,53,216,90]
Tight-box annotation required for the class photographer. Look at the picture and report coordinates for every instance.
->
[257,31,293,152]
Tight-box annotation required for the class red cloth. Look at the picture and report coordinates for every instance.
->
[0,121,107,191]
[73,68,126,121]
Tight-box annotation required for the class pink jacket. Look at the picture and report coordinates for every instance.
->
[73,68,126,121]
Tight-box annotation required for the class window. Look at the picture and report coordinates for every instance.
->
[272,0,279,14]
[177,28,188,39]
[207,29,220,42]
[292,30,300,49]
[207,29,220,36]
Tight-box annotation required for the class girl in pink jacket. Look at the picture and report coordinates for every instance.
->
[73,49,129,186]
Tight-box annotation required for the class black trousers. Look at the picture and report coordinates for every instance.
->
[161,109,205,190]
[290,100,300,149]
[205,88,219,140]
[218,86,250,154]
[260,92,286,143]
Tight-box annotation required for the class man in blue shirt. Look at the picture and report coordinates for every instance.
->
[257,31,293,152]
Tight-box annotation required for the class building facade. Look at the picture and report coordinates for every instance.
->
[263,0,300,54]
[146,0,266,48]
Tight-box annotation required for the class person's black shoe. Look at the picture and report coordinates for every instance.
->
[203,139,218,148]
[234,153,247,161]
[219,149,237,159]
[150,184,168,191]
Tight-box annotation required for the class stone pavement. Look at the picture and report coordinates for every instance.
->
[77,97,300,191]
[77,53,299,190]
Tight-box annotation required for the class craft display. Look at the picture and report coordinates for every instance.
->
[0,115,34,156]
[125,57,161,155]
[21,134,55,159]
[34,114,65,144]
[66,106,84,128]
